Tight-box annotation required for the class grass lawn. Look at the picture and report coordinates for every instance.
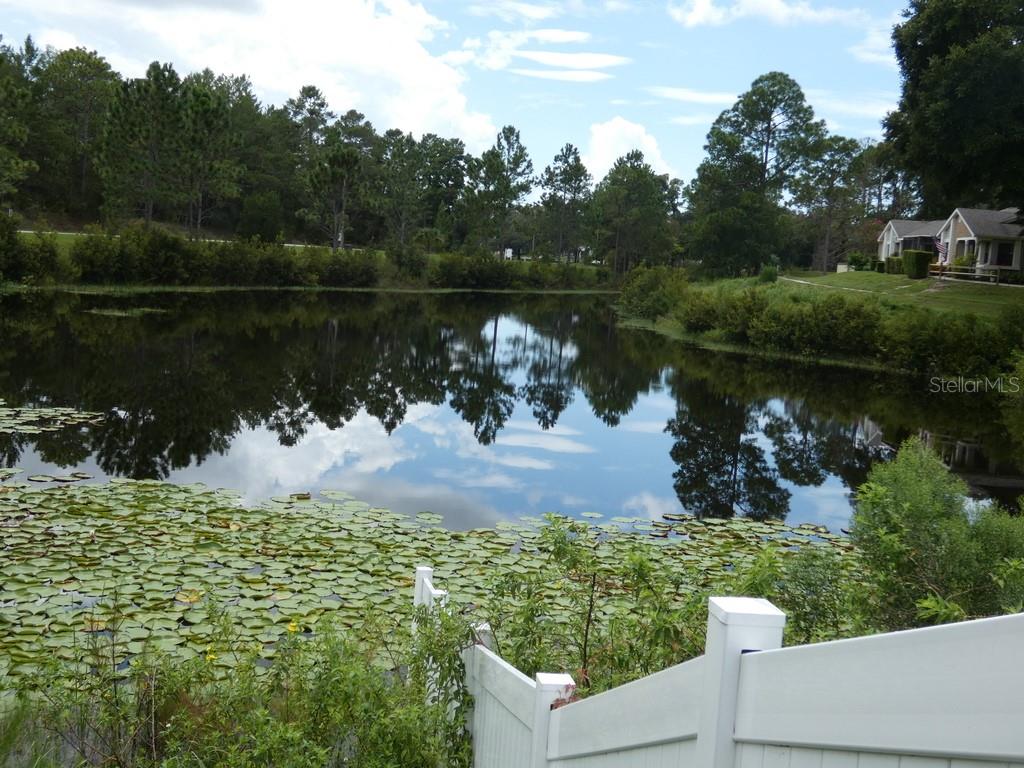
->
[780,270,1024,318]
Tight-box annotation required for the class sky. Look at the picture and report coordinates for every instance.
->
[0,0,906,184]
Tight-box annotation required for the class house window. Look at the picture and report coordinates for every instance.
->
[956,240,966,259]
[996,242,1015,267]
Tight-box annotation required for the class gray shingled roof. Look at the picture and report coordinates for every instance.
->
[903,220,945,238]
[888,219,927,237]
[959,208,1023,239]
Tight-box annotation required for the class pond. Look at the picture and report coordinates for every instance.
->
[2,290,1022,530]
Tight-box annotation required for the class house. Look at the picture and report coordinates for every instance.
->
[876,219,945,260]
[935,208,1024,271]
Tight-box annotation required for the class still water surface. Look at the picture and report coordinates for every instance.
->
[1,291,1021,529]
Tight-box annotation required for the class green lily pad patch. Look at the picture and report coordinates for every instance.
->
[0,478,854,684]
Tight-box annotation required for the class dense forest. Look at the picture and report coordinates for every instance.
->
[0,0,1020,275]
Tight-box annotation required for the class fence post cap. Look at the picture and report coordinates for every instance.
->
[535,672,576,691]
[708,596,786,627]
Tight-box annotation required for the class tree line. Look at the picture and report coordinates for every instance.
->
[1,0,1019,275]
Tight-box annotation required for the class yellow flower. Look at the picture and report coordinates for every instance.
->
[287,620,299,633]
[205,644,217,662]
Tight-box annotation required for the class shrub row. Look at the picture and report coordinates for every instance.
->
[3,224,614,291]
[427,251,609,291]
[620,268,1024,376]
[67,225,381,287]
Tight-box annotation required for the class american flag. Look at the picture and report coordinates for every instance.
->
[933,237,948,257]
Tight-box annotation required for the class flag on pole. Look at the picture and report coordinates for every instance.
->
[933,236,948,257]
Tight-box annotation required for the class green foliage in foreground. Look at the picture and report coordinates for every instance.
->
[2,608,473,768]
[619,268,1024,376]
[852,437,1024,629]
[3,438,1024,764]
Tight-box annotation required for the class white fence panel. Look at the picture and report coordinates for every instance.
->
[547,656,704,766]
[734,612,1024,764]
[464,644,535,768]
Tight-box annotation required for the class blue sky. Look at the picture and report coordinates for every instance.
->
[0,0,905,183]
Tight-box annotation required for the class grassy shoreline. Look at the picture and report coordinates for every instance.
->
[617,310,900,374]
[0,282,620,296]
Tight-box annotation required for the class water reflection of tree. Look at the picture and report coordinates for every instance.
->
[666,378,789,520]
[0,289,1018,501]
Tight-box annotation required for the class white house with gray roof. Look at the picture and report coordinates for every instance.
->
[876,218,945,260]
[935,207,1024,270]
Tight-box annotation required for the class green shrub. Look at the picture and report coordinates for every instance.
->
[884,256,903,274]
[873,260,885,273]
[758,265,778,283]
[9,607,473,768]
[388,242,427,280]
[715,287,769,342]
[851,437,1024,630]
[674,287,718,332]
[0,213,20,282]
[902,249,932,279]
[619,266,688,320]
[847,251,870,271]
[71,226,121,283]
[748,292,880,357]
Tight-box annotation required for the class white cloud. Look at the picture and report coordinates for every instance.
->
[666,0,897,69]
[468,1,562,22]
[622,492,679,520]
[583,116,675,180]
[667,0,861,27]
[510,68,611,82]
[646,85,736,105]
[462,29,626,82]
[669,114,718,127]
[805,88,897,121]
[513,50,629,69]
[848,16,899,70]
[9,0,496,153]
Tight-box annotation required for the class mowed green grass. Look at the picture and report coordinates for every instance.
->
[781,270,1024,318]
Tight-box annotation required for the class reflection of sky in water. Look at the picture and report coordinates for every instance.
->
[7,306,912,531]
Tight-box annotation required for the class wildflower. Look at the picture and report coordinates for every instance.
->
[287,620,299,633]
[205,644,217,662]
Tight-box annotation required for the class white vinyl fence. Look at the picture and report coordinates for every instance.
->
[413,565,1024,768]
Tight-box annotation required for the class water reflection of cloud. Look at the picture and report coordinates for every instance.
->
[623,492,680,520]
[327,473,505,530]
[504,420,583,436]
[785,481,853,531]
[619,420,668,434]
[166,411,414,503]
[407,414,556,470]
[495,433,596,454]
[434,468,521,490]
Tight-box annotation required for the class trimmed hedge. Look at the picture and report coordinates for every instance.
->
[884,256,904,275]
[902,249,932,280]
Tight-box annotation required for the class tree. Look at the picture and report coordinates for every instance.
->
[0,36,35,204]
[469,126,533,250]
[98,61,185,223]
[419,134,467,248]
[181,73,241,235]
[26,47,120,216]
[683,72,824,274]
[591,150,678,273]
[539,143,591,261]
[793,135,861,271]
[308,124,362,249]
[706,71,825,198]
[377,129,424,248]
[886,0,1024,215]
